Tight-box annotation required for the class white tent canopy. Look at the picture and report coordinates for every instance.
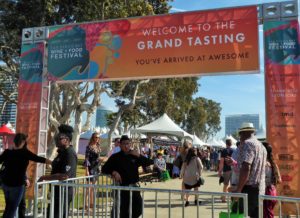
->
[80,130,95,139]
[206,138,224,148]
[225,135,238,145]
[192,134,205,147]
[131,113,192,138]
[218,139,226,148]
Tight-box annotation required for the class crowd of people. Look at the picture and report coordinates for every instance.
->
[0,122,282,218]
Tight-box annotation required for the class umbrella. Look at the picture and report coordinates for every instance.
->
[0,124,15,135]
[0,124,15,150]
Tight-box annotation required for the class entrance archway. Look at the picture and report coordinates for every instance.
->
[17,4,299,216]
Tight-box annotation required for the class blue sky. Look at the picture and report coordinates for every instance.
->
[100,0,288,137]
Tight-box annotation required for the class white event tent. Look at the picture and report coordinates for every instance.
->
[206,138,225,148]
[226,135,238,145]
[192,134,206,147]
[131,113,192,139]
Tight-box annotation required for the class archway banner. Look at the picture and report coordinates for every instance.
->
[16,42,44,198]
[47,6,259,82]
[264,19,300,214]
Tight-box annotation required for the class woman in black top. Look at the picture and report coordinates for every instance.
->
[83,132,102,210]
[0,133,51,218]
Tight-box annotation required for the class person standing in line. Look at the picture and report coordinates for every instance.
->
[235,122,267,218]
[153,153,166,180]
[226,141,240,192]
[179,141,192,199]
[172,147,181,178]
[180,147,203,207]
[0,133,51,218]
[262,142,282,218]
[108,137,121,157]
[218,139,234,202]
[102,135,153,218]
[83,132,102,210]
[39,124,77,218]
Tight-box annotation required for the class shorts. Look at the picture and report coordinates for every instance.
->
[184,183,200,189]
[223,171,232,186]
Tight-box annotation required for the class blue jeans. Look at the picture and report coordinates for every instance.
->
[2,184,25,218]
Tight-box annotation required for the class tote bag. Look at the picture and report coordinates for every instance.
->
[219,201,244,218]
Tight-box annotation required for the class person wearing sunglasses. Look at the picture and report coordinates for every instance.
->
[39,124,77,218]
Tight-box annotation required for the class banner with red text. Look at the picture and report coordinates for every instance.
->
[264,20,300,215]
[16,42,44,198]
[47,6,259,82]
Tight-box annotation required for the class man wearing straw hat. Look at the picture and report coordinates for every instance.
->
[235,122,267,218]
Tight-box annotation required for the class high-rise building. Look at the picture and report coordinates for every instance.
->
[225,114,260,136]
[0,83,17,127]
[95,105,113,128]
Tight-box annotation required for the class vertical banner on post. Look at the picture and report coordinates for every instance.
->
[264,20,300,214]
[16,42,44,198]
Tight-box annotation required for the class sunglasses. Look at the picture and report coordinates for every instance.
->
[94,136,100,139]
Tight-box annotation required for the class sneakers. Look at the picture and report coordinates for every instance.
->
[185,201,190,207]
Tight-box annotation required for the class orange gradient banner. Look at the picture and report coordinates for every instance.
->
[17,43,44,198]
[265,20,300,215]
[47,6,259,82]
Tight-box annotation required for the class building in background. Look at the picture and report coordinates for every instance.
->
[96,105,113,128]
[225,114,260,136]
[0,83,17,127]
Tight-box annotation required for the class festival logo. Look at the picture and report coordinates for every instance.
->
[20,43,44,83]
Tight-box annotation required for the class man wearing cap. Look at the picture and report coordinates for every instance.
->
[102,135,153,218]
[235,122,267,218]
[39,124,77,218]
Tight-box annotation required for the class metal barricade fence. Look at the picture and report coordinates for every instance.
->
[34,176,248,218]
[34,174,114,217]
[259,195,300,218]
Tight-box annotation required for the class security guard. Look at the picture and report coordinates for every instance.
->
[102,135,153,218]
[39,124,77,218]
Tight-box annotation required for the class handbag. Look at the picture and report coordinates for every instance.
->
[197,176,205,186]
[160,170,171,181]
[219,201,244,218]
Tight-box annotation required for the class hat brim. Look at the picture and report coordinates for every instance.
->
[238,128,256,133]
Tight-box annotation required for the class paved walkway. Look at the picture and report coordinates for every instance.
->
[140,170,233,218]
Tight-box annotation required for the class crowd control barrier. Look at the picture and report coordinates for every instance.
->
[259,194,300,218]
[34,175,248,218]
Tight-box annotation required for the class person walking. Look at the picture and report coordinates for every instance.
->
[180,147,203,207]
[179,141,192,199]
[218,139,234,202]
[39,124,77,218]
[102,135,153,218]
[235,122,267,218]
[83,132,102,210]
[262,142,282,218]
[0,133,51,218]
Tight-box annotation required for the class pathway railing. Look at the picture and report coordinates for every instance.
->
[259,194,300,218]
[34,175,248,218]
